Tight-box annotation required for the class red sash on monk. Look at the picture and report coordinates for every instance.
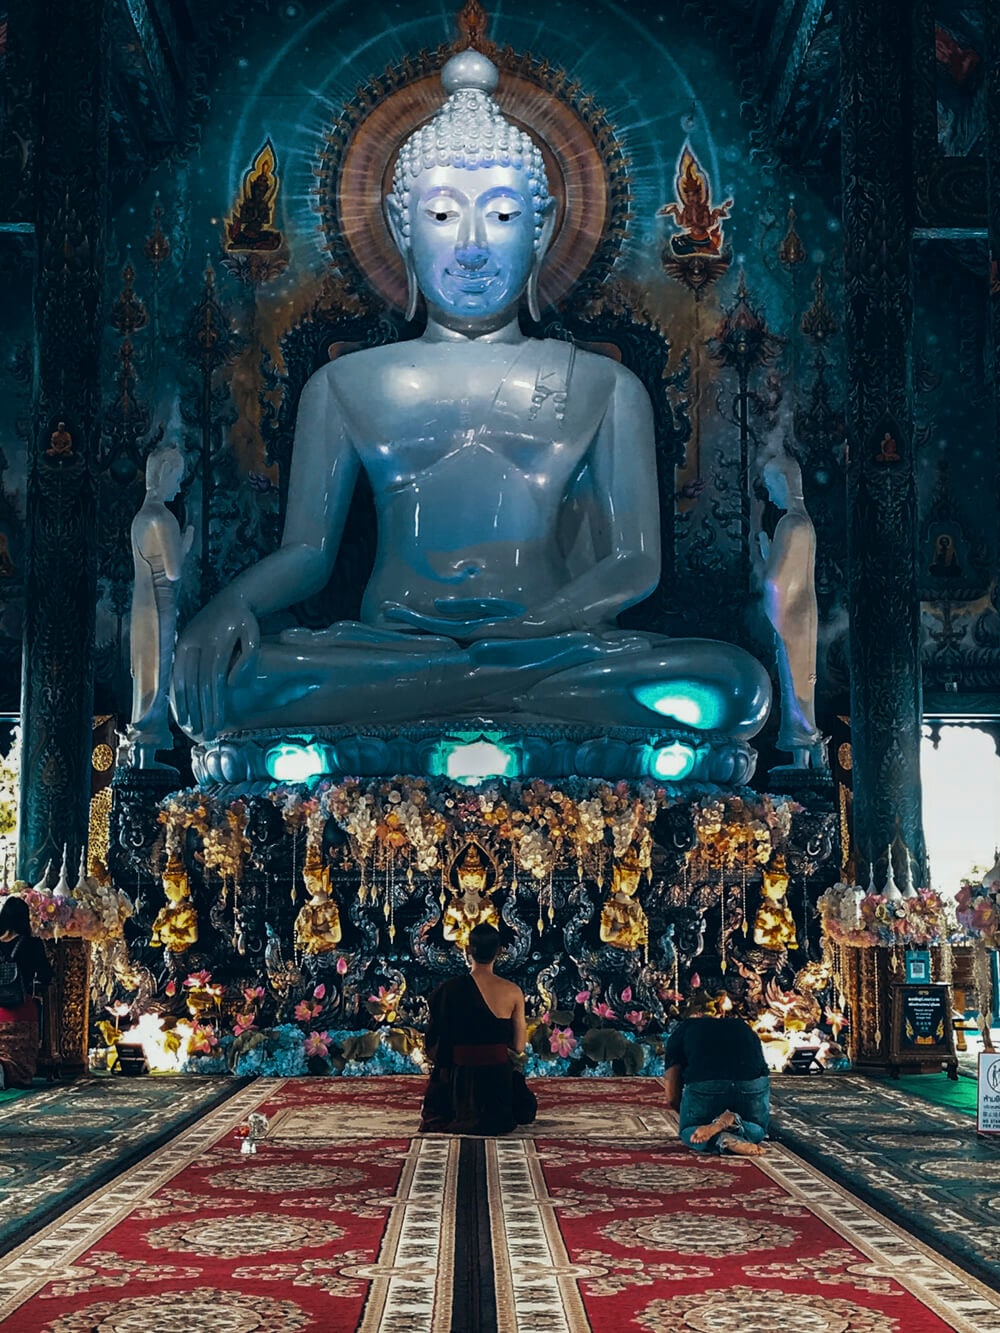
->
[452,1042,509,1067]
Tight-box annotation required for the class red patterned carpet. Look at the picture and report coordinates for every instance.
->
[0,1077,997,1332]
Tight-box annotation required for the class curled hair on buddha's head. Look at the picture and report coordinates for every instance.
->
[389,49,552,245]
[467,922,502,964]
[0,896,31,938]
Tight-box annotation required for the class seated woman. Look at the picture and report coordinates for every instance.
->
[419,924,537,1136]
[0,897,54,1089]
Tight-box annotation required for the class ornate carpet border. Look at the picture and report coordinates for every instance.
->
[0,1079,278,1318]
[755,1146,1000,1332]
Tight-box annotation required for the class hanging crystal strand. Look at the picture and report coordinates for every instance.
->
[873,952,882,1050]
[291,833,298,904]
[719,866,727,974]
[383,846,394,922]
[547,866,555,923]
[741,857,748,937]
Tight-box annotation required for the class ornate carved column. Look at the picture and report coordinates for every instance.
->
[986,0,1000,533]
[841,0,926,886]
[17,0,110,881]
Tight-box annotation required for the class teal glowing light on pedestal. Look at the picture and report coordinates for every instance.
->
[265,742,326,783]
[648,741,697,780]
[632,681,726,731]
[431,732,519,786]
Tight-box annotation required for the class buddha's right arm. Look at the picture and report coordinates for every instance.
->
[219,370,361,617]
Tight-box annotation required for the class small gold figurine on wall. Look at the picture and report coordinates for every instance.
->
[150,848,199,953]
[293,842,342,955]
[600,847,649,952]
[753,853,798,951]
[443,841,499,950]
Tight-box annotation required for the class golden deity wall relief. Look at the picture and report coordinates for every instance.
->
[752,853,798,951]
[150,848,199,953]
[442,841,500,950]
[658,144,733,297]
[599,847,650,954]
[226,139,283,252]
[294,842,342,956]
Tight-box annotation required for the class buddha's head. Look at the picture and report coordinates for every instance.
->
[161,849,190,903]
[386,50,555,325]
[761,451,803,511]
[146,445,185,503]
[456,840,490,897]
[761,853,790,899]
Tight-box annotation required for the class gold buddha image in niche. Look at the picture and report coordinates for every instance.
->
[753,853,798,951]
[442,840,500,950]
[293,842,343,955]
[600,847,649,952]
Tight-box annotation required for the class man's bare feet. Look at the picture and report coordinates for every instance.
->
[720,1135,767,1156]
[689,1110,736,1144]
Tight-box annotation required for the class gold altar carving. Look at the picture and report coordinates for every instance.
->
[442,841,500,950]
[38,937,90,1077]
[600,848,649,952]
[294,843,342,955]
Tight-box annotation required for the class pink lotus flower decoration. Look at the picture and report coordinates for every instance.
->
[233,1013,257,1036]
[574,990,590,1005]
[304,1031,331,1058]
[313,983,326,1000]
[294,999,322,1023]
[336,956,349,975]
[188,1024,218,1054]
[242,985,266,1004]
[549,1027,577,1057]
[592,1001,615,1020]
[624,1009,648,1029]
[621,986,633,1003]
[184,970,212,989]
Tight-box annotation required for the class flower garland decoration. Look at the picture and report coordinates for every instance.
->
[817,882,957,948]
[157,791,250,881]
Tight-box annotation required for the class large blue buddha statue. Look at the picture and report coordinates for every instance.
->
[172,52,770,784]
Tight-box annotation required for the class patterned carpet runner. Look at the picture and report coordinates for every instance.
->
[0,1077,997,1331]
[0,1075,241,1256]
[769,1072,1000,1293]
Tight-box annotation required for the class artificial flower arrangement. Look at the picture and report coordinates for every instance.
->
[955,875,1000,949]
[0,875,133,942]
[817,881,957,948]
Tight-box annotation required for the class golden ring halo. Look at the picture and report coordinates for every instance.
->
[317,46,630,313]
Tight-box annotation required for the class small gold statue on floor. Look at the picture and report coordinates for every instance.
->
[293,842,342,955]
[753,853,798,951]
[150,849,198,952]
[443,841,499,951]
[600,847,649,952]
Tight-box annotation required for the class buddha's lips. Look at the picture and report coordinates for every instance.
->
[444,269,500,291]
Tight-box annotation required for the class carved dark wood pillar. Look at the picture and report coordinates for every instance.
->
[17,0,110,881]
[986,2,1000,537]
[841,0,926,886]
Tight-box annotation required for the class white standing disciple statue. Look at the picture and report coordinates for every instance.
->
[756,450,826,770]
[128,446,193,768]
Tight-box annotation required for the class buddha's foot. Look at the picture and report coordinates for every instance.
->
[719,1135,767,1156]
[689,1110,735,1144]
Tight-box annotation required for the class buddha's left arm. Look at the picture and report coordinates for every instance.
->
[530,363,661,629]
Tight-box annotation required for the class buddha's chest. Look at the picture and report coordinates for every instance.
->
[337,342,607,487]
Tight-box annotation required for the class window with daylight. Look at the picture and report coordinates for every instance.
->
[921,724,1000,896]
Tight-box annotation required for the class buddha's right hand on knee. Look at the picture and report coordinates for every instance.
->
[171,594,260,740]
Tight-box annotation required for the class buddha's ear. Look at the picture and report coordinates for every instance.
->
[385,194,419,322]
[527,197,557,323]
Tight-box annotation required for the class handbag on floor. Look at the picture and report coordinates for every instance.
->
[0,939,26,1009]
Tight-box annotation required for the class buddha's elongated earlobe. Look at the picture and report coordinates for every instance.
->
[385,194,419,321]
[527,199,557,323]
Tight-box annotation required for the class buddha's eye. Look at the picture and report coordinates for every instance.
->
[489,208,521,223]
[424,206,458,224]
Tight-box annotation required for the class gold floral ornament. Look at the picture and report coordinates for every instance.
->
[293,841,342,956]
[158,793,250,882]
[442,840,500,950]
[150,849,199,953]
[600,847,649,954]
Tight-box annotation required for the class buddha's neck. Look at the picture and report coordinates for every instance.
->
[423,312,524,344]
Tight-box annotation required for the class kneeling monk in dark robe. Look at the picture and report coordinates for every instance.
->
[419,923,537,1135]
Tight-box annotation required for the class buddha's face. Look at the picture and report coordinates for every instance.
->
[405,163,541,322]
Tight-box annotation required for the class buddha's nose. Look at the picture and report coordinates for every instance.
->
[454,242,489,271]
